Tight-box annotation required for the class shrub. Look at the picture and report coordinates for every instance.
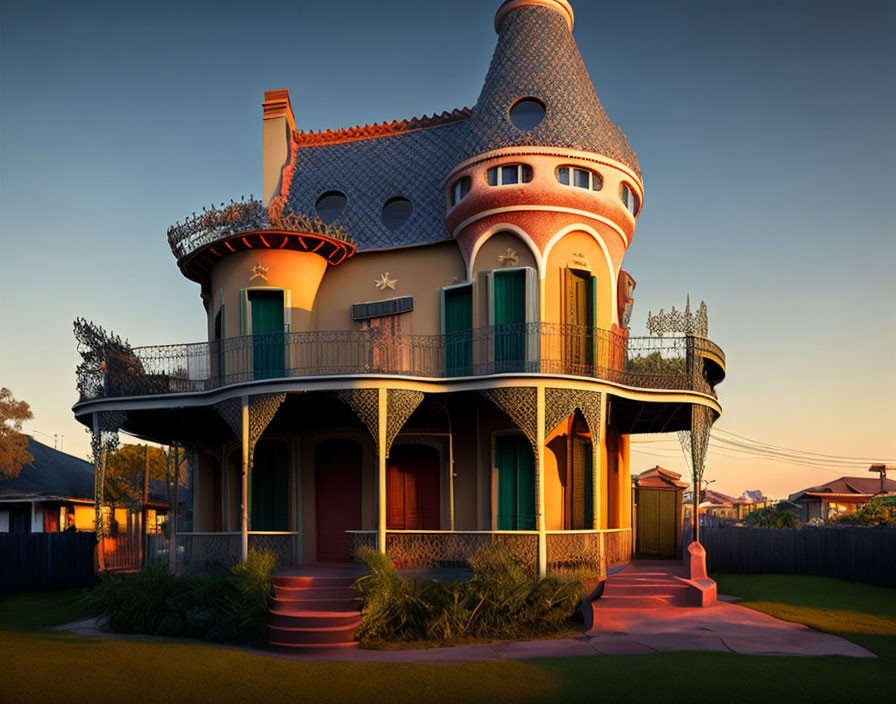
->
[743,506,798,528]
[835,498,896,527]
[86,548,277,644]
[353,544,586,645]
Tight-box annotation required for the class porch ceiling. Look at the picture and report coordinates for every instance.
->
[609,396,692,435]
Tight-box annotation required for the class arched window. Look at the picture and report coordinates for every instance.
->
[556,166,602,191]
[486,164,533,186]
[449,176,471,206]
[620,183,640,215]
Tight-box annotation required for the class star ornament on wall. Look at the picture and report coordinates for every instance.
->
[375,273,397,290]
[250,262,270,281]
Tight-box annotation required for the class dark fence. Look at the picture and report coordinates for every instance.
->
[0,532,97,593]
[702,526,896,588]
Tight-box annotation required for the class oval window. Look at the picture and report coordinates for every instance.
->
[382,197,413,230]
[315,191,347,224]
[509,98,546,131]
[620,183,640,215]
[450,176,471,206]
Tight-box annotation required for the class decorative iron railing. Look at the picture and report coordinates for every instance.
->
[175,531,298,567]
[166,198,352,262]
[76,323,725,402]
[347,528,632,578]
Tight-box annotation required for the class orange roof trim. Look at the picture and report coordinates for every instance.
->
[293,108,472,147]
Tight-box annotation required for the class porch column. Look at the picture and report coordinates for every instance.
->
[240,394,250,562]
[536,385,546,578]
[377,387,387,554]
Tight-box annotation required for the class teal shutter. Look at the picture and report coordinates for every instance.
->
[495,435,535,530]
[443,285,472,376]
[493,269,526,369]
[249,291,285,379]
[251,443,288,531]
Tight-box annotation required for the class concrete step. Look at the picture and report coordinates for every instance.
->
[268,622,359,645]
[603,583,689,598]
[269,640,359,653]
[592,595,678,610]
[269,610,362,629]
[272,596,362,613]
[272,576,357,589]
[273,585,357,600]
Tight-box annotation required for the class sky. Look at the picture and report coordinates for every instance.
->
[1,0,894,499]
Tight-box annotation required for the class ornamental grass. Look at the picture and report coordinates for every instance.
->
[353,545,585,644]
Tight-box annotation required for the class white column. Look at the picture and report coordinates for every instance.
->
[536,385,546,578]
[241,395,250,562]
[377,388,388,554]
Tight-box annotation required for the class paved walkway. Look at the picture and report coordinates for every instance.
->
[58,599,874,662]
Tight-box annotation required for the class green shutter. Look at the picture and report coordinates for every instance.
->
[249,290,285,379]
[443,285,473,376]
[493,269,526,368]
[495,435,535,530]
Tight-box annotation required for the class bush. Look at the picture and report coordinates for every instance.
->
[835,498,896,527]
[743,506,798,528]
[86,548,276,644]
[353,544,585,644]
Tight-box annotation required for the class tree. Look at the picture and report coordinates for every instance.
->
[0,388,34,479]
[103,443,169,506]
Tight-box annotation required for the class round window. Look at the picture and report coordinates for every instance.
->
[382,197,413,230]
[315,191,347,224]
[509,98,546,131]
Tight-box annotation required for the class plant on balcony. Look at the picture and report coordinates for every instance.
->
[353,545,585,645]
[86,548,276,644]
[625,351,685,375]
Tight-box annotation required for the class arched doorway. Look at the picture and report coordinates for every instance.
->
[315,440,362,561]
[387,445,440,530]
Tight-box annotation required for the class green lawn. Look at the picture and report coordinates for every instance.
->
[1,576,895,704]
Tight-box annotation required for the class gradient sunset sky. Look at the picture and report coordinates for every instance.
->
[1,0,893,498]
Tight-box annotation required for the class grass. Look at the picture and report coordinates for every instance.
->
[1,575,895,703]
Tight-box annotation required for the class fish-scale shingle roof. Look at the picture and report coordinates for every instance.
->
[284,4,639,252]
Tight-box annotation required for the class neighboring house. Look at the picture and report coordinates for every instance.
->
[0,437,95,534]
[71,0,726,576]
[789,476,896,522]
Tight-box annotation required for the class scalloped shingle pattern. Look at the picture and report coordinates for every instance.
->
[285,6,639,252]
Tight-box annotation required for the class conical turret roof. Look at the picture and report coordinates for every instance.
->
[463,2,640,173]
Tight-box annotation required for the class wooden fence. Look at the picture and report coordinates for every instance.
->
[702,526,896,588]
[0,532,97,593]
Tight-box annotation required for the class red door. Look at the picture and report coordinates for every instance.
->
[316,441,362,561]
[387,445,440,530]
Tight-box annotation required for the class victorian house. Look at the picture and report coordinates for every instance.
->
[73,0,725,578]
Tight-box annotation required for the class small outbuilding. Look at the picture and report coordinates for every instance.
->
[633,467,687,559]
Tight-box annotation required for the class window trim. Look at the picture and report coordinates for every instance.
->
[449,176,472,207]
[620,182,640,216]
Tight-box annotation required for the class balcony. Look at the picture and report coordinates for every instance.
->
[75,323,725,403]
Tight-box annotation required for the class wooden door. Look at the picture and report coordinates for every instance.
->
[387,445,440,530]
[316,441,362,562]
[637,489,678,558]
[563,269,595,371]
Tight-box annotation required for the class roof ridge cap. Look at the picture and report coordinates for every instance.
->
[293,107,473,147]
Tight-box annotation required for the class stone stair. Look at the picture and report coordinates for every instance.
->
[267,575,362,651]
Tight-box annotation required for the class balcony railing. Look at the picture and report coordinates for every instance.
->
[76,323,725,402]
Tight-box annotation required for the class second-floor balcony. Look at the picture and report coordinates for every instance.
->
[76,323,725,403]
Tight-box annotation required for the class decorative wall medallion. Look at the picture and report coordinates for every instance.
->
[250,261,270,282]
[375,272,397,290]
[498,248,518,266]
[568,252,590,270]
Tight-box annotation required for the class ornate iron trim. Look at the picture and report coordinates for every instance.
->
[385,389,425,456]
[544,388,601,444]
[647,295,709,338]
[338,388,380,451]
[479,387,539,457]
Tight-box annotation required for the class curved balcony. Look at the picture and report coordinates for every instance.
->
[74,323,725,403]
[166,198,356,283]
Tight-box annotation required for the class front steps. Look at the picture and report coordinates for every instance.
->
[268,575,362,650]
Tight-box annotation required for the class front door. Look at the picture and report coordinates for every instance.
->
[250,442,288,531]
[387,445,440,530]
[563,269,595,372]
[316,440,362,562]
[637,490,678,558]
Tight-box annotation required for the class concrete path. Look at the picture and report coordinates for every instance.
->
[56,601,875,661]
